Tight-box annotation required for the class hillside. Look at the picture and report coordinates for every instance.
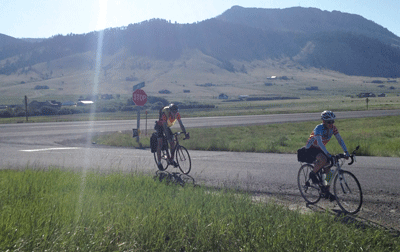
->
[0,6,399,100]
[217,6,400,47]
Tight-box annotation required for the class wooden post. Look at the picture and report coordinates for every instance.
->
[136,109,140,143]
[145,110,147,136]
[24,95,28,122]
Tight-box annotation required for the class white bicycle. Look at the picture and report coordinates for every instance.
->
[297,146,362,214]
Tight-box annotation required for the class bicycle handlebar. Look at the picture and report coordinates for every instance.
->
[174,132,190,140]
[330,145,359,166]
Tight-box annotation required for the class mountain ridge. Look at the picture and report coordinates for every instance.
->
[0,6,399,99]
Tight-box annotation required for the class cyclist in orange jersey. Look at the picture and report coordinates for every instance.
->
[154,104,189,170]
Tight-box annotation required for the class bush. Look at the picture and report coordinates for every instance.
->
[40,106,59,116]
[146,96,169,105]
[0,110,12,118]
[100,107,117,113]
[16,111,27,117]
[121,106,135,111]
[58,108,72,115]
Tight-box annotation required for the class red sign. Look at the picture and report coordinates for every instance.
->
[132,89,147,106]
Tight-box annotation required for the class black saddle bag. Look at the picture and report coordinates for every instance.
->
[150,133,168,153]
[297,147,315,163]
[150,133,158,153]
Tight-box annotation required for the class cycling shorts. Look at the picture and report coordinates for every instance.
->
[306,147,327,162]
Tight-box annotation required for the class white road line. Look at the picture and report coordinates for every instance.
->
[20,147,82,152]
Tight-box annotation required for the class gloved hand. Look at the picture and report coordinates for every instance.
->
[184,132,190,140]
[327,154,335,165]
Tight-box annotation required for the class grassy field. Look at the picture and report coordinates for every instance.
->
[1,169,398,251]
[2,93,400,124]
[93,115,400,157]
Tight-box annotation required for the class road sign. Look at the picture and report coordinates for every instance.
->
[133,82,145,91]
[132,89,147,106]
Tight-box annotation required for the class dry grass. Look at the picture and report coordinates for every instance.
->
[1,49,398,105]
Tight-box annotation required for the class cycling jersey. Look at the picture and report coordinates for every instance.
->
[305,123,348,155]
[157,107,181,127]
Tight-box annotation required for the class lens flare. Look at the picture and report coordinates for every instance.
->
[75,0,108,231]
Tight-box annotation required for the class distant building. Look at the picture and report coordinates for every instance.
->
[159,89,171,94]
[101,94,114,100]
[29,100,61,109]
[218,93,228,99]
[357,93,376,98]
[77,100,94,106]
[62,101,76,106]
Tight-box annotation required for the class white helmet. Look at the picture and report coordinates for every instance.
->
[321,110,336,121]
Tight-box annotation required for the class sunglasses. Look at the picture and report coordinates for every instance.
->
[325,120,335,124]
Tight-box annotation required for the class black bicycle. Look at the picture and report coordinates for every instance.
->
[153,132,191,174]
[297,146,362,214]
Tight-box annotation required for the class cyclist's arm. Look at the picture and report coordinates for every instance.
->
[177,118,186,134]
[315,135,330,156]
[335,133,349,155]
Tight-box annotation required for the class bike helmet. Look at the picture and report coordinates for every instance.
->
[169,103,179,113]
[321,110,336,121]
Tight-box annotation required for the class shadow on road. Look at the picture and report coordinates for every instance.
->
[154,170,196,187]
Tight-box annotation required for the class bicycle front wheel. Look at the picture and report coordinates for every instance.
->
[333,170,363,214]
[297,164,321,204]
[153,150,169,171]
[176,145,191,174]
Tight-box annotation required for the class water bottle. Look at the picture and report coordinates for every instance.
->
[325,169,335,184]
[322,173,327,186]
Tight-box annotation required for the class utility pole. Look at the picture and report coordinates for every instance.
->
[24,95,28,122]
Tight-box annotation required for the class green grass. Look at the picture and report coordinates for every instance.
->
[93,115,400,157]
[1,169,398,251]
[2,95,400,124]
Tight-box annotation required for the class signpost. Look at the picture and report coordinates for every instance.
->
[133,81,145,91]
[132,89,147,144]
[24,95,28,122]
[132,89,147,106]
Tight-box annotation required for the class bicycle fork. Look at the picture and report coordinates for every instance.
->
[337,171,352,195]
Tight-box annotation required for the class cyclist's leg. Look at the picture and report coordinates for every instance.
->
[314,153,336,200]
[307,148,327,184]
[313,152,328,173]
[157,138,162,162]
[166,128,176,162]
[155,124,164,169]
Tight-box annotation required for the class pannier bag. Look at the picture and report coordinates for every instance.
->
[150,133,169,153]
[297,147,315,163]
[150,133,158,153]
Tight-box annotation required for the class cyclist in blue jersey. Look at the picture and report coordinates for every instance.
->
[305,110,349,201]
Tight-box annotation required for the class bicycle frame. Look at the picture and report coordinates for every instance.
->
[155,131,192,174]
[321,148,358,187]
[163,132,184,159]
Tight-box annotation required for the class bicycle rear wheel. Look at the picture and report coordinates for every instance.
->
[175,145,191,174]
[333,170,363,214]
[297,164,321,204]
[153,149,169,171]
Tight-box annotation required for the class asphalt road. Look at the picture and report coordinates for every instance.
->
[1,110,400,229]
[1,110,400,192]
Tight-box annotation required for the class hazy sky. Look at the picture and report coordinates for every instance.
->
[1,0,399,38]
